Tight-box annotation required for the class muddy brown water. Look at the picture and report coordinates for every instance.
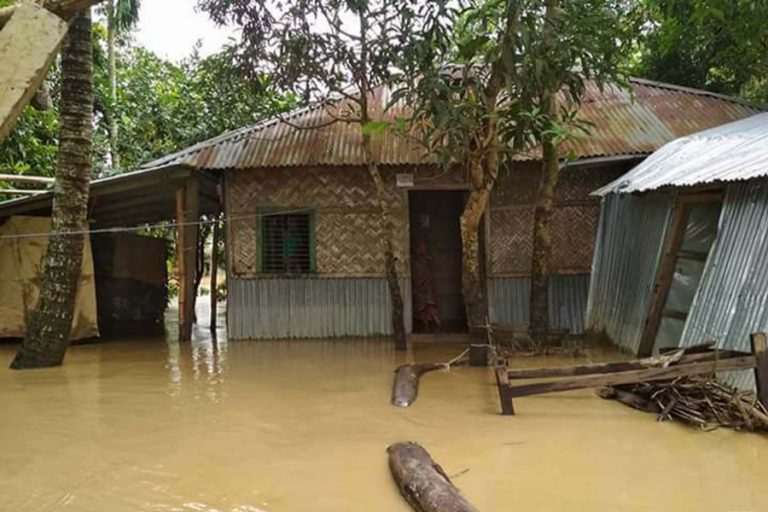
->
[1,328,767,511]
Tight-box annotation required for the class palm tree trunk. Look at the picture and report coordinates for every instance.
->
[11,9,94,369]
[106,0,119,168]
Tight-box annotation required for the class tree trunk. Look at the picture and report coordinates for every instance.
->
[365,154,407,351]
[106,0,119,168]
[461,183,490,364]
[11,9,93,369]
[528,0,560,347]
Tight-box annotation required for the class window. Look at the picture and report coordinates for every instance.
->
[259,213,315,274]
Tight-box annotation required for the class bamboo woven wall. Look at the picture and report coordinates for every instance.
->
[489,162,628,277]
[225,167,409,277]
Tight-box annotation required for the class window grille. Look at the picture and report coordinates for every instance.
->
[260,213,313,274]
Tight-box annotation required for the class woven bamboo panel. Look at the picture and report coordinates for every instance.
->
[226,167,409,276]
[491,207,534,275]
[550,204,600,272]
[491,163,540,206]
[555,166,624,203]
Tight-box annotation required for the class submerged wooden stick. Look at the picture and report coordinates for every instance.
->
[391,363,445,407]
[387,442,479,512]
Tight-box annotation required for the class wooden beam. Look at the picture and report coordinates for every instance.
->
[505,356,756,398]
[0,173,54,184]
[182,176,199,341]
[0,188,47,196]
[0,0,103,28]
[175,187,188,341]
[495,366,514,415]
[751,332,768,408]
[0,3,69,141]
[638,201,690,357]
[504,350,744,380]
[209,219,219,332]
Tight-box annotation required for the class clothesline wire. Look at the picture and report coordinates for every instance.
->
[0,207,314,241]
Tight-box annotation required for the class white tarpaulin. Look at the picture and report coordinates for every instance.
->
[0,216,98,340]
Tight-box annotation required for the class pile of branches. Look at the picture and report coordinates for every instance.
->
[599,376,768,433]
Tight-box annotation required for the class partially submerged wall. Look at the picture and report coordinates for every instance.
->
[680,180,768,389]
[0,216,98,340]
[585,192,674,352]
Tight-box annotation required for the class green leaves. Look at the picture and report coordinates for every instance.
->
[361,120,391,136]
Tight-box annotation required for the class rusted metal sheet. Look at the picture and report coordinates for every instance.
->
[143,79,760,172]
[596,112,768,196]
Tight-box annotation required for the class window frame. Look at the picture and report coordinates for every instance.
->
[255,209,317,276]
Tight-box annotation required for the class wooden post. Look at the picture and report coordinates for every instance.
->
[176,176,199,341]
[638,201,690,357]
[209,219,220,332]
[175,187,188,341]
[751,332,768,408]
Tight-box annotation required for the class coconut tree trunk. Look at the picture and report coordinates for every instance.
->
[528,0,560,347]
[363,137,407,351]
[106,0,119,168]
[11,9,94,369]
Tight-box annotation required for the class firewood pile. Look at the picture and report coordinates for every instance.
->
[599,376,768,433]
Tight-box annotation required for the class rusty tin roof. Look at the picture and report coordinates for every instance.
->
[143,78,761,171]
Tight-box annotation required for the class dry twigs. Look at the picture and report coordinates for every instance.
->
[600,376,768,433]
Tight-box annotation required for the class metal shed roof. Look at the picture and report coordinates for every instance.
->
[594,112,768,196]
[141,78,761,171]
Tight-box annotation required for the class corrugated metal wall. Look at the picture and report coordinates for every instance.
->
[585,192,675,353]
[227,278,412,339]
[681,180,768,389]
[488,275,590,333]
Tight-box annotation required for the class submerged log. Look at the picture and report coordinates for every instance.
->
[392,363,445,407]
[387,442,479,512]
[597,386,660,414]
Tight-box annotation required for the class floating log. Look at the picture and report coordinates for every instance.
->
[387,442,479,512]
[391,363,445,407]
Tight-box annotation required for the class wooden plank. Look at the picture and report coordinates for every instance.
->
[638,201,690,357]
[503,350,745,380]
[751,332,768,408]
[183,176,199,340]
[0,188,46,196]
[505,356,756,398]
[0,173,54,184]
[0,0,103,28]
[495,366,514,415]
[209,219,219,332]
[175,187,188,341]
[0,3,68,141]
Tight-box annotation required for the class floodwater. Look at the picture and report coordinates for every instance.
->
[1,310,767,511]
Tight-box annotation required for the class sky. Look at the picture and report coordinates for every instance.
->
[134,0,239,62]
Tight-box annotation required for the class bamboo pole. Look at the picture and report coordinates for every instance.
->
[0,189,47,196]
[0,173,54,184]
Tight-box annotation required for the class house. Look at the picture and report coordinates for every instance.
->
[0,78,759,342]
[587,113,768,389]
[139,78,759,340]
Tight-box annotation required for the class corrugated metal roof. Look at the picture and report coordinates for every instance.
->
[595,112,768,196]
[142,78,761,171]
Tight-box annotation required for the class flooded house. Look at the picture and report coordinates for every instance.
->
[136,78,758,340]
[0,79,759,342]
[586,113,768,388]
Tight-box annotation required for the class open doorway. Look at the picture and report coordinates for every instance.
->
[409,190,467,333]
[640,196,723,356]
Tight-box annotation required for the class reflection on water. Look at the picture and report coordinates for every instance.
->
[1,316,767,511]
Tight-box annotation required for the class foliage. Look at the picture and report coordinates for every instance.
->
[393,0,638,168]
[631,0,768,101]
[0,29,294,181]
